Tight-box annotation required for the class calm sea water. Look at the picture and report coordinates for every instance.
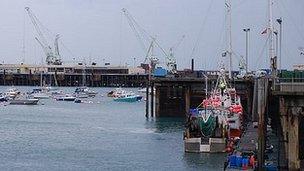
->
[0,86,225,171]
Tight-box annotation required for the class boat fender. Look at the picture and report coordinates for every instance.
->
[225,147,232,153]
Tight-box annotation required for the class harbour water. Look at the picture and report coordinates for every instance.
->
[0,86,225,170]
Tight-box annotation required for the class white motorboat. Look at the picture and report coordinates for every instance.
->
[55,94,76,101]
[107,88,125,97]
[5,87,20,99]
[75,92,89,98]
[75,87,98,97]
[30,88,50,99]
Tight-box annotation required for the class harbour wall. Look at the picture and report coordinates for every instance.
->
[0,73,148,87]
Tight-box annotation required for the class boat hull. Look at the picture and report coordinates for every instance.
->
[33,94,50,99]
[0,97,7,102]
[114,96,142,102]
[56,97,76,101]
[9,99,39,105]
[184,138,226,153]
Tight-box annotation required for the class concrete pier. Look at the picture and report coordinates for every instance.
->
[152,77,254,117]
[273,82,304,170]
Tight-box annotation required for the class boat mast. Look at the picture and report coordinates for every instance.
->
[40,67,42,87]
[82,59,86,87]
[225,0,233,79]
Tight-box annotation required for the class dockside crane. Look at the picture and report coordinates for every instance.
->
[25,7,62,65]
[122,8,178,73]
[122,8,159,71]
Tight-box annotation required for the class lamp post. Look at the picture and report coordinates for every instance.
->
[274,30,278,68]
[243,28,250,73]
[276,18,282,74]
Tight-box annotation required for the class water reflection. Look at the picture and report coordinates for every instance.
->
[145,117,185,133]
[182,152,226,170]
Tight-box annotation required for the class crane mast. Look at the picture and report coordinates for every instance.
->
[54,34,60,57]
[25,7,62,65]
[122,8,148,54]
[168,35,185,73]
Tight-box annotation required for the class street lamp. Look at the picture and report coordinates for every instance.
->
[276,18,282,73]
[243,28,250,73]
[274,31,278,70]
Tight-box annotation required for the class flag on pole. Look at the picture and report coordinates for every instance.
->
[261,28,267,34]
[222,52,227,57]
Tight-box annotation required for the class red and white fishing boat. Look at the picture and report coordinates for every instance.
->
[184,68,244,153]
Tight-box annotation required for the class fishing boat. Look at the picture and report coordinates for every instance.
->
[113,92,143,102]
[183,0,246,153]
[184,68,243,153]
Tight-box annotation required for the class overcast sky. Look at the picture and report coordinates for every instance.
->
[0,0,303,70]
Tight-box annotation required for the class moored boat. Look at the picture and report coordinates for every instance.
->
[75,92,89,98]
[75,87,97,97]
[29,88,51,99]
[0,95,8,102]
[107,88,125,97]
[184,69,243,153]
[9,98,39,105]
[113,92,143,102]
[55,94,76,101]
[5,87,20,99]
[32,93,50,99]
